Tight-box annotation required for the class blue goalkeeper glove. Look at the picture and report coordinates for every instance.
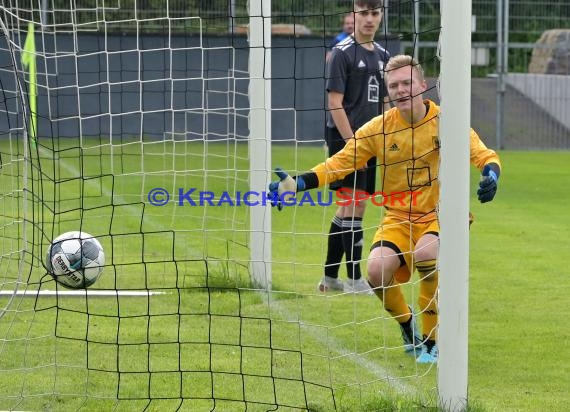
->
[477,164,498,203]
[268,168,306,210]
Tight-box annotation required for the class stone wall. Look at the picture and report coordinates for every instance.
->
[528,29,570,75]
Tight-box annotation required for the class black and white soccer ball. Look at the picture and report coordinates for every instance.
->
[45,231,105,289]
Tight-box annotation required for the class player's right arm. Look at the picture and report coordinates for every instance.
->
[268,120,380,209]
[328,91,353,142]
[326,48,354,142]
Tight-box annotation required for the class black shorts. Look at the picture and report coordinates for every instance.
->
[325,127,377,195]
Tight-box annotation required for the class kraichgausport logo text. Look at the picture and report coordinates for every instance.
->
[147,188,422,208]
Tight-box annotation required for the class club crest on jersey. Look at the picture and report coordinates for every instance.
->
[433,136,440,149]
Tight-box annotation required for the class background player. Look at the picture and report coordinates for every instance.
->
[319,0,390,294]
[325,12,355,62]
[269,54,501,363]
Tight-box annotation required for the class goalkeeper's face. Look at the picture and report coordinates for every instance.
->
[386,65,427,121]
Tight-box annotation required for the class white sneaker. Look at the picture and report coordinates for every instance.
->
[344,278,373,295]
[317,276,345,292]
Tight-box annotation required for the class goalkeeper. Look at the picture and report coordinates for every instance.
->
[269,55,501,364]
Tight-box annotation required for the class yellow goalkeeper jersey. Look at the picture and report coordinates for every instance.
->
[312,99,501,222]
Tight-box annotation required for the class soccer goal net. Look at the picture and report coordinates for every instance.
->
[0,1,469,410]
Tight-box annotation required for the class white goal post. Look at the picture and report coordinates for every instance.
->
[438,0,472,410]
[248,0,273,290]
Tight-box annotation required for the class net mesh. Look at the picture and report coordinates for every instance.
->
[0,2,442,410]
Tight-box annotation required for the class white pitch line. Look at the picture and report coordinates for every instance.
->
[265,297,418,397]
[0,289,164,296]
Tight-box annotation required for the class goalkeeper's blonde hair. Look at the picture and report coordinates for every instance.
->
[385,55,425,81]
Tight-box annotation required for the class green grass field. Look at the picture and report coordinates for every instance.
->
[0,140,569,411]
[466,150,570,412]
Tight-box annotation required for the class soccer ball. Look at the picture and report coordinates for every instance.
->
[45,231,105,289]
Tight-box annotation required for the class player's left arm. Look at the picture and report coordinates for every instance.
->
[382,96,391,113]
[380,51,391,113]
[469,129,501,203]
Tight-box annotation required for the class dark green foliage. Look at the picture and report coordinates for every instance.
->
[36,0,567,43]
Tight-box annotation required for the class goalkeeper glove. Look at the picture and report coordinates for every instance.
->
[268,168,306,210]
[477,164,498,203]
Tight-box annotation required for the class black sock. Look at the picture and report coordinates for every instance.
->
[400,313,413,326]
[324,216,343,278]
[424,336,436,351]
[342,217,363,280]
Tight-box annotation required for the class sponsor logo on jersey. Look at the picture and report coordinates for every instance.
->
[358,60,366,68]
[368,76,379,102]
